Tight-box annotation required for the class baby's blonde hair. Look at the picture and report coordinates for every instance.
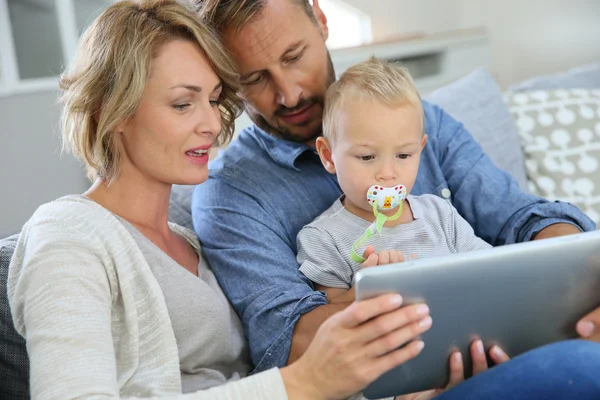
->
[60,0,243,184]
[323,57,423,143]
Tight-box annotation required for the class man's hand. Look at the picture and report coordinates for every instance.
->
[577,311,600,342]
[396,341,510,400]
[532,223,580,240]
[533,224,600,342]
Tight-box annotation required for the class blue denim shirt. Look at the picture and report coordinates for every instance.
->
[191,100,595,373]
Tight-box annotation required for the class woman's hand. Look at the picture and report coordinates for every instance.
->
[396,340,511,400]
[281,293,432,400]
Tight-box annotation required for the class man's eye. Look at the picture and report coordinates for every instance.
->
[244,75,264,86]
[285,53,302,64]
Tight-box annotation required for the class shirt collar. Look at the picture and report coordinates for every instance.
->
[249,125,315,171]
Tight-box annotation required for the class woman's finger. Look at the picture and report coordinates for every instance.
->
[336,293,404,329]
[470,340,488,375]
[358,304,429,343]
[489,345,510,364]
[364,315,432,358]
[370,340,426,381]
[357,303,430,343]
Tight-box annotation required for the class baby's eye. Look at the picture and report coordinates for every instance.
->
[359,155,375,161]
[397,154,411,159]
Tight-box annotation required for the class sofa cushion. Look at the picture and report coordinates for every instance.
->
[0,234,29,399]
[506,89,600,226]
[509,64,600,92]
[425,68,529,190]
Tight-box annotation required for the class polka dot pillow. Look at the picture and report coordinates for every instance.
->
[506,89,600,226]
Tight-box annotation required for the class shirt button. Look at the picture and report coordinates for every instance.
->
[441,188,451,199]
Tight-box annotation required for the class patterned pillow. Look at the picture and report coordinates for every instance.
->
[506,89,600,226]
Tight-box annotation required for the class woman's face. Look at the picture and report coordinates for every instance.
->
[117,39,223,186]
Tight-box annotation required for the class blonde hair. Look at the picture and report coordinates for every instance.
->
[60,0,243,184]
[323,57,423,143]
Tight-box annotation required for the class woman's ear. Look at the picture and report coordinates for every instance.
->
[114,117,128,137]
[316,136,336,174]
[312,0,329,41]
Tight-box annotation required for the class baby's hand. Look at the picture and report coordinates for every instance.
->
[362,246,406,268]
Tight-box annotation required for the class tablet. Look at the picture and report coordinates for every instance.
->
[355,229,600,399]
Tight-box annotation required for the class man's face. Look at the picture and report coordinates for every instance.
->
[222,0,335,145]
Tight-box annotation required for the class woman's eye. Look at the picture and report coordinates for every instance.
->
[173,103,190,111]
[209,100,219,107]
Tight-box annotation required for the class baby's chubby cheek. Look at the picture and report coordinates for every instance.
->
[348,184,374,209]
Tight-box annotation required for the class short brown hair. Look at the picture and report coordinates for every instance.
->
[323,57,423,143]
[60,0,243,184]
[195,0,315,35]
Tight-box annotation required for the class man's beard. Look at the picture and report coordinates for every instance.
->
[244,51,336,145]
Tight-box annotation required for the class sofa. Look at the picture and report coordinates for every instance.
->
[1,64,599,398]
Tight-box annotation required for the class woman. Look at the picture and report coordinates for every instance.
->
[7,1,600,399]
[7,1,431,398]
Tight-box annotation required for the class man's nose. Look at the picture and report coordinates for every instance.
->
[273,73,302,109]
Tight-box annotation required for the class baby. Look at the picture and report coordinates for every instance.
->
[297,57,491,302]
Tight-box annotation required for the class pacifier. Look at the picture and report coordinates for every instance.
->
[350,184,407,263]
[367,184,407,212]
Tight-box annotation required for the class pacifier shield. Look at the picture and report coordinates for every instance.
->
[367,185,407,210]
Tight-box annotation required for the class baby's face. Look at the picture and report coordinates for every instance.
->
[329,99,425,214]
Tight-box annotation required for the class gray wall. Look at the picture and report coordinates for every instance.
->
[0,90,88,238]
[8,0,64,79]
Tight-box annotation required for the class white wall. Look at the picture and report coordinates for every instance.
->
[343,0,600,89]
[457,0,600,87]
[342,0,461,42]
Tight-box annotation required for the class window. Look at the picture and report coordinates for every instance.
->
[319,0,372,49]
[0,0,111,96]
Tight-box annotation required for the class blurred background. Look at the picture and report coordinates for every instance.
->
[1,0,599,237]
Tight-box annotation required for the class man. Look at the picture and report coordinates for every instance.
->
[191,0,599,375]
